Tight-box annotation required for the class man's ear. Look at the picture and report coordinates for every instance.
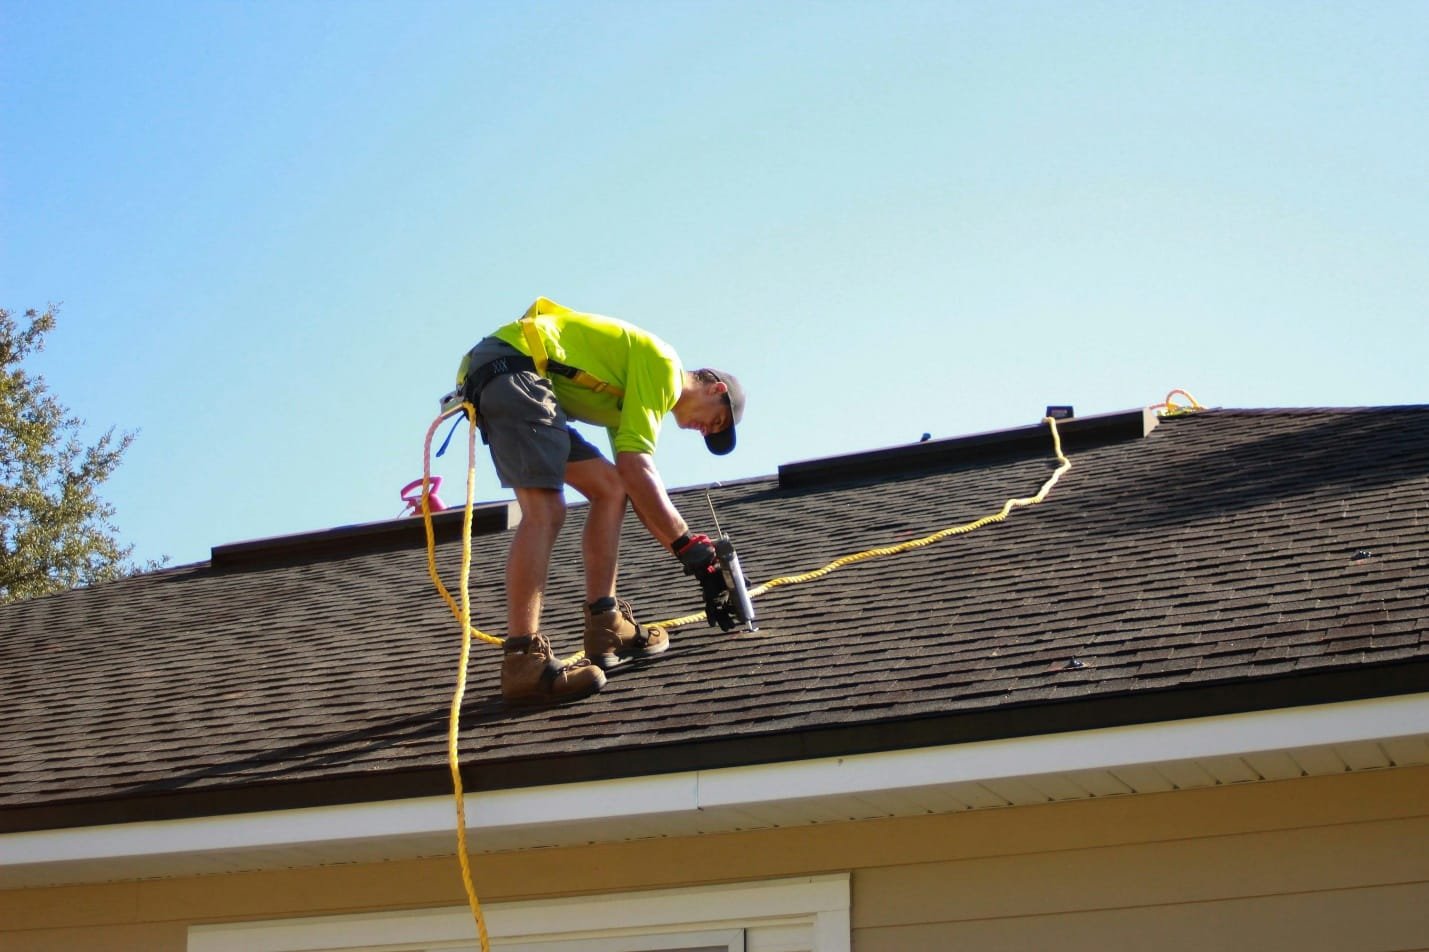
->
[711,380,729,397]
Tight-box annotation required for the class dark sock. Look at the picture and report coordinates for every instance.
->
[588,596,617,614]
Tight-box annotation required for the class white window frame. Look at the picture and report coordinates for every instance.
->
[188,873,850,952]
[499,930,742,952]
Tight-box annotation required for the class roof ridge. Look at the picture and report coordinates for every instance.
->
[778,408,1157,489]
[1193,405,1429,416]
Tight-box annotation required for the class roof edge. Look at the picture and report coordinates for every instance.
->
[7,656,1426,835]
[5,693,1425,889]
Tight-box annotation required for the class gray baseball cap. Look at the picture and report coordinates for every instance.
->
[704,369,745,456]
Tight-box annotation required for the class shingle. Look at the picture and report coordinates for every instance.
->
[1,406,1427,813]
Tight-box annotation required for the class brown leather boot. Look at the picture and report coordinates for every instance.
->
[582,599,670,671]
[501,634,606,707]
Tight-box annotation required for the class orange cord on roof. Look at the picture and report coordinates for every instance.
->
[1152,389,1204,417]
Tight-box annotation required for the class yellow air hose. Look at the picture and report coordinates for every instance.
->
[1153,388,1204,417]
[645,414,1072,630]
[419,410,1090,949]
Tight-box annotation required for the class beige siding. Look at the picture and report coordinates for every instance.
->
[3,765,1427,952]
[854,885,1429,952]
[0,922,187,952]
[853,821,1429,951]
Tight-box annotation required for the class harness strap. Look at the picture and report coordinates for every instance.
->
[464,353,538,404]
[518,316,550,376]
[519,316,625,398]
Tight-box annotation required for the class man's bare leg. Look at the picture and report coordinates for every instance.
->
[565,457,627,603]
[506,486,565,635]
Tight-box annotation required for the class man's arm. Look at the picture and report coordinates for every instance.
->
[618,449,733,625]
[615,450,687,546]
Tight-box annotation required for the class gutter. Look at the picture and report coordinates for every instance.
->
[5,691,1427,889]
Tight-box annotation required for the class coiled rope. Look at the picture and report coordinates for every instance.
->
[1152,388,1204,417]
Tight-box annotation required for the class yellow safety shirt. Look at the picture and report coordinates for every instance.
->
[490,298,683,456]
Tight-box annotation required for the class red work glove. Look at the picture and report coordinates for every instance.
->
[673,533,718,575]
[674,533,735,629]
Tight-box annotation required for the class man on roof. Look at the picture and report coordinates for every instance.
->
[454,297,747,707]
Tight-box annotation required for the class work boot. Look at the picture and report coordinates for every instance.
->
[582,598,670,670]
[501,634,606,707]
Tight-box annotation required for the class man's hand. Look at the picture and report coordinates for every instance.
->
[673,533,736,629]
[674,533,718,573]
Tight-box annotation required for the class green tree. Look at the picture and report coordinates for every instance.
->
[1,305,156,603]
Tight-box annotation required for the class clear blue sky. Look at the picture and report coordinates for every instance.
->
[3,1,1425,568]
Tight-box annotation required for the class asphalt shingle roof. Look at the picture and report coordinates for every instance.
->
[2,406,1427,830]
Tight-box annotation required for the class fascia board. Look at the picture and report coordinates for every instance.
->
[4,692,1427,882]
[695,689,1429,806]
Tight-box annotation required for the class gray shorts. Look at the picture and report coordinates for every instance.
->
[463,338,604,489]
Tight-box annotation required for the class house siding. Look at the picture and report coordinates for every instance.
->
[853,814,1429,951]
[2,765,1426,952]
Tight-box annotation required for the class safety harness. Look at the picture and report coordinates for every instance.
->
[442,308,629,458]
[459,316,625,406]
[518,317,624,397]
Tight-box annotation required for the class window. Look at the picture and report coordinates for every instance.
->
[189,874,850,952]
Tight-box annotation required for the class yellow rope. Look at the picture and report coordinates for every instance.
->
[419,404,492,952]
[646,415,1072,631]
[421,407,501,647]
[1152,388,1204,417]
[418,411,1074,948]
